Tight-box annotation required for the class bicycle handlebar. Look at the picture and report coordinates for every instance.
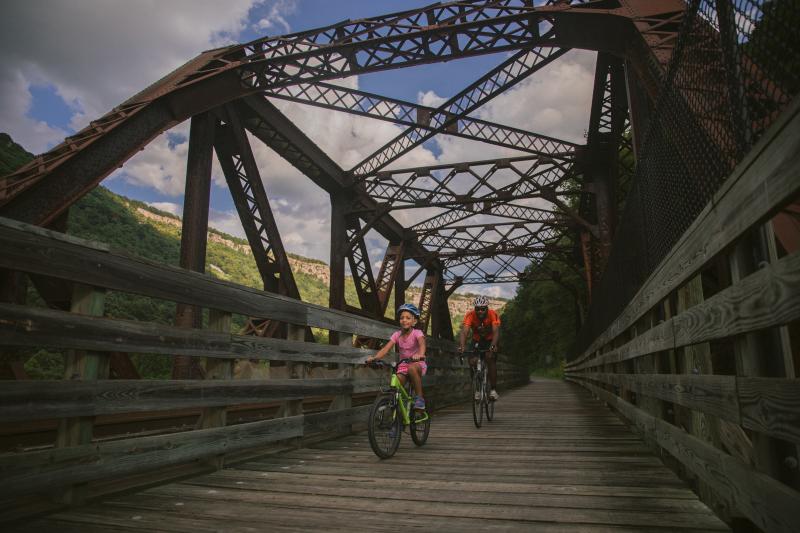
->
[366,357,418,369]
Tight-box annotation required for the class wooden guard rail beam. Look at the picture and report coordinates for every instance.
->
[565,96,800,533]
[0,216,529,510]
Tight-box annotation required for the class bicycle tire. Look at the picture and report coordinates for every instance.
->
[410,406,431,446]
[485,383,495,422]
[367,395,401,459]
[472,370,483,428]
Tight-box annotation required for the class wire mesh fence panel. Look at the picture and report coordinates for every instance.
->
[573,0,800,357]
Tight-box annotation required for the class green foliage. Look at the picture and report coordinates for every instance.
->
[0,132,33,176]
[24,350,65,380]
[500,240,582,376]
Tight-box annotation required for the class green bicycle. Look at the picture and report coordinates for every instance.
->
[367,359,431,459]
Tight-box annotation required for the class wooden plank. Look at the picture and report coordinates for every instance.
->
[0,416,304,498]
[569,250,800,372]
[0,220,395,339]
[672,251,800,347]
[576,379,800,533]
[199,309,234,469]
[569,373,739,422]
[0,303,375,364]
[568,319,674,371]
[575,97,800,361]
[0,379,356,422]
[738,377,800,445]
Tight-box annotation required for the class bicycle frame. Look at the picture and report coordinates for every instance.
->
[386,370,430,425]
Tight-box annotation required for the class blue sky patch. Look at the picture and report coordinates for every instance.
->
[27,84,74,132]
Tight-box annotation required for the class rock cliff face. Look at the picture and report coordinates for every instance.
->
[134,204,506,317]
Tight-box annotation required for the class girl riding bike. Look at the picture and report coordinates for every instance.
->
[366,303,427,410]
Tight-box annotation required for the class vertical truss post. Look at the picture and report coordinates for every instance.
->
[375,241,405,316]
[214,105,313,341]
[417,269,439,335]
[394,246,406,314]
[431,270,454,341]
[584,53,628,278]
[329,192,348,345]
[623,62,651,163]
[173,111,214,380]
[345,215,380,316]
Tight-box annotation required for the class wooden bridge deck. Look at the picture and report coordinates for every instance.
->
[15,380,728,532]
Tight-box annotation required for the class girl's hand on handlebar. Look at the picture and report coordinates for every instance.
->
[412,354,425,361]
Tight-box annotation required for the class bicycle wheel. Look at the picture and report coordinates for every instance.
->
[472,370,483,428]
[485,378,495,422]
[368,395,401,459]
[410,406,431,446]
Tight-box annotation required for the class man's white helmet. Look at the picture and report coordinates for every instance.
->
[473,295,489,307]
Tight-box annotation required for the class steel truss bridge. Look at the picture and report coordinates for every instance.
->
[1,1,799,531]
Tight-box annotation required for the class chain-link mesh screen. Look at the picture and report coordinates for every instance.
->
[572,0,800,358]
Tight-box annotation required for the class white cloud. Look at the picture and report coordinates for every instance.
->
[1,0,264,148]
[209,209,247,240]
[255,0,296,34]
[147,202,182,216]
[0,71,70,154]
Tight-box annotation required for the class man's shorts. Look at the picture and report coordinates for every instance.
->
[470,339,494,359]
[397,360,428,376]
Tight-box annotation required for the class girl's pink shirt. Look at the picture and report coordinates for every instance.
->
[390,328,424,358]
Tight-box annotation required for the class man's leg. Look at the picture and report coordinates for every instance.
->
[481,341,499,400]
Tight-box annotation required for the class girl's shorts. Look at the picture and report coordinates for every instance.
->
[396,360,427,376]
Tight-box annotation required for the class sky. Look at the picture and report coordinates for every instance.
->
[0,0,597,299]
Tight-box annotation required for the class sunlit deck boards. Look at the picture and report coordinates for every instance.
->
[15,379,728,532]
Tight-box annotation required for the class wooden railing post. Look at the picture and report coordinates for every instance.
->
[55,283,107,504]
[328,332,354,435]
[198,308,233,469]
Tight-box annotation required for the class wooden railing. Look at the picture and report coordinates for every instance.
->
[565,97,800,533]
[0,217,528,517]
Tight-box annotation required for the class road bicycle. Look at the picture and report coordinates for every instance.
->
[466,344,494,428]
[366,358,431,459]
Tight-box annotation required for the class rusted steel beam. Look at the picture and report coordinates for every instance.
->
[235,96,433,264]
[214,105,301,299]
[350,46,569,177]
[417,270,438,335]
[376,242,404,316]
[0,1,684,227]
[345,215,380,316]
[173,112,215,380]
[265,82,577,156]
[364,154,578,209]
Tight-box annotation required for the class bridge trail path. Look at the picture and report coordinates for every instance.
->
[17,379,728,532]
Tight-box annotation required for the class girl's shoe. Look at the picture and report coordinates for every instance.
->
[413,396,426,410]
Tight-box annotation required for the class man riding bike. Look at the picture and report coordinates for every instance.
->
[458,295,501,401]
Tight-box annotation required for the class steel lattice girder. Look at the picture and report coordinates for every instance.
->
[212,105,302,300]
[350,46,569,176]
[375,242,404,315]
[0,0,685,226]
[345,215,381,315]
[417,222,562,254]
[265,82,578,156]
[0,1,687,291]
[362,154,577,208]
